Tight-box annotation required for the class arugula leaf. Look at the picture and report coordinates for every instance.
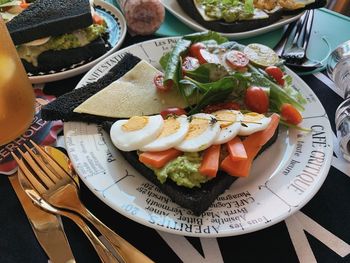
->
[159,52,171,71]
[279,119,311,132]
[183,31,228,44]
[185,63,229,83]
[283,85,307,105]
[163,39,191,88]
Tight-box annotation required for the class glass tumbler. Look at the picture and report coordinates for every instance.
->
[0,17,35,146]
[327,40,350,161]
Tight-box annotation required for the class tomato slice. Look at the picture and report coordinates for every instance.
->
[225,50,249,70]
[198,49,220,64]
[160,107,187,119]
[202,102,240,113]
[93,13,104,25]
[189,42,219,64]
[189,42,206,58]
[182,56,200,73]
[154,73,173,92]
[244,86,269,113]
[280,103,302,125]
[265,66,285,86]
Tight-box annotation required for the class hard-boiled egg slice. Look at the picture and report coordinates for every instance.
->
[238,112,271,136]
[212,110,243,144]
[140,116,189,151]
[110,115,163,151]
[175,113,220,152]
[23,37,51,47]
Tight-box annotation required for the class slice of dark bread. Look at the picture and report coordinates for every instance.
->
[23,37,110,74]
[176,0,283,33]
[7,0,93,45]
[176,0,326,33]
[102,121,279,216]
[41,53,141,123]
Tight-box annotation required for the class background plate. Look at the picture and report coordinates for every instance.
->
[28,0,126,84]
[64,37,333,237]
[161,0,303,39]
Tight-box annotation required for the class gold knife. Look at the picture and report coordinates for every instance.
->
[9,171,75,263]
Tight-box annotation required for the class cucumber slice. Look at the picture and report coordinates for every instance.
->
[244,43,279,67]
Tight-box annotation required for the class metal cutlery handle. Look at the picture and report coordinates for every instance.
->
[273,20,297,56]
[301,9,314,50]
[58,185,153,263]
[9,174,76,263]
[290,10,309,48]
[82,209,154,263]
[60,209,121,263]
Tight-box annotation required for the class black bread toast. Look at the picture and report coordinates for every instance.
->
[7,0,93,45]
[177,0,282,33]
[102,121,279,216]
[41,53,141,123]
[176,0,327,33]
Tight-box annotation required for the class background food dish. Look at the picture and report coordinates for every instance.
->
[28,0,126,84]
[161,0,304,39]
[64,37,333,237]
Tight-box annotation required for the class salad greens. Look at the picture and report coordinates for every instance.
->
[184,63,228,83]
[183,31,228,44]
[181,74,248,114]
[162,39,191,89]
[159,31,307,121]
[247,65,306,112]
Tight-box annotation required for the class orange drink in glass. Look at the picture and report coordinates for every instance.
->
[0,17,35,145]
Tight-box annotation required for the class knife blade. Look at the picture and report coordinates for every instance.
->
[9,173,76,263]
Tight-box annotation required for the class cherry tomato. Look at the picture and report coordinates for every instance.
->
[202,101,240,113]
[154,73,173,92]
[225,50,249,70]
[182,56,200,73]
[280,103,302,125]
[189,42,219,64]
[244,86,269,113]
[265,66,285,86]
[160,107,187,119]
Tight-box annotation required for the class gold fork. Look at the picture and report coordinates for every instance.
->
[12,151,120,263]
[13,141,153,263]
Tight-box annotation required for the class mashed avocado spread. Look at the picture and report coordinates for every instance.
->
[197,0,254,22]
[17,24,107,67]
[153,152,211,188]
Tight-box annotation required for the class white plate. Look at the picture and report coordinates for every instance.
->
[28,0,126,84]
[64,37,333,237]
[161,0,303,39]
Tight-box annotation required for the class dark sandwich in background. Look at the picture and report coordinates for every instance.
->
[5,0,110,73]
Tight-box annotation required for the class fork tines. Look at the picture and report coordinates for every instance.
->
[11,141,75,194]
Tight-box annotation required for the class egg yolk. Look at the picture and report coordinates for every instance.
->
[243,112,264,123]
[213,110,237,128]
[185,118,209,140]
[122,116,148,131]
[158,118,180,138]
